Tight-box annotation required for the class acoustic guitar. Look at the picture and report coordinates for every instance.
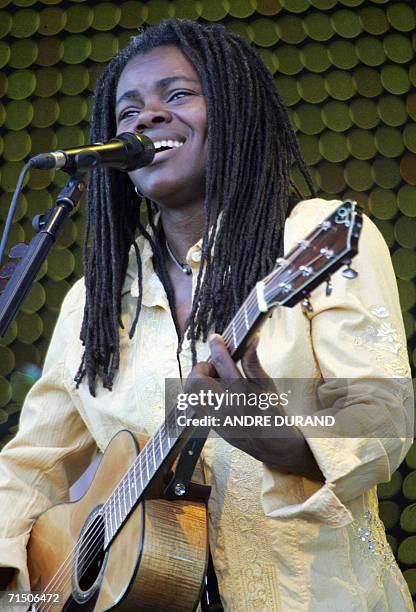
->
[26,201,362,611]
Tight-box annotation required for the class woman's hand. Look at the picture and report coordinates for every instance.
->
[186,333,324,482]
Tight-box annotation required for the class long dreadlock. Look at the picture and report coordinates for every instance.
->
[74,19,314,396]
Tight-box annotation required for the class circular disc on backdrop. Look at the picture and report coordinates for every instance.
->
[328,40,359,69]
[38,6,66,36]
[10,9,39,38]
[279,0,308,13]
[118,1,147,28]
[387,3,416,32]
[359,6,388,34]
[319,131,349,163]
[322,100,352,131]
[64,4,93,33]
[91,2,121,31]
[372,157,401,189]
[170,0,201,19]
[31,98,60,128]
[303,12,333,41]
[375,126,404,158]
[398,185,416,217]
[355,36,385,66]
[377,95,407,127]
[297,73,327,103]
[347,129,376,160]
[368,188,397,219]
[395,217,416,249]
[381,65,410,95]
[349,98,379,129]
[344,159,373,191]
[294,104,324,135]
[90,33,118,62]
[6,70,36,100]
[4,100,33,130]
[275,76,300,106]
[316,162,346,193]
[300,43,331,72]
[277,15,306,44]
[8,39,38,68]
[37,37,64,66]
[60,65,89,95]
[274,45,302,75]
[331,9,362,38]
[3,130,32,161]
[62,35,91,64]
[325,70,355,101]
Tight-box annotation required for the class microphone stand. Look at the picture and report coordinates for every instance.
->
[0,173,86,337]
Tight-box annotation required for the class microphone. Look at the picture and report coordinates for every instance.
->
[28,133,155,172]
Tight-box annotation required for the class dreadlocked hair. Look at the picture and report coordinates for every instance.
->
[74,18,315,396]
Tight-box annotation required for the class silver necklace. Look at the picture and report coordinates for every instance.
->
[165,240,192,275]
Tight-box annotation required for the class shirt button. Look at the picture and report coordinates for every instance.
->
[191,251,201,263]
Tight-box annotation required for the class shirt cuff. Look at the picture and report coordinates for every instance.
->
[261,437,391,528]
[261,468,353,527]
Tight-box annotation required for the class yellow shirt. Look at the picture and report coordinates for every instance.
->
[0,198,413,611]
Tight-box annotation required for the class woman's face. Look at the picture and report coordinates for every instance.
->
[115,45,207,208]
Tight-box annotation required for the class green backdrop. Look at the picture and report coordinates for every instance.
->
[0,0,415,599]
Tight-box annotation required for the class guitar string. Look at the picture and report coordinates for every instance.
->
[35,245,337,612]
[36,234,346,610]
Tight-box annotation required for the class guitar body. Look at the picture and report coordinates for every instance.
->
[27,430,208,611]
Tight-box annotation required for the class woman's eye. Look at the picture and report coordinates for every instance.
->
[168,91,190,101]
[118,92,192,120]
[119,109,139,120]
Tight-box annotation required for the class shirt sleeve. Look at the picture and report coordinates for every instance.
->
[0,280,97,590]
[262,204,414,527]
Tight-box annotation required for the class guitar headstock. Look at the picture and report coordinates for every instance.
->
[260,200,362,311]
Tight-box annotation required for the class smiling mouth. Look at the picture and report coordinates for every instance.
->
[153,139,185,153]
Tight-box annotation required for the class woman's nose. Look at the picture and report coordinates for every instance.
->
[134,107,173,131]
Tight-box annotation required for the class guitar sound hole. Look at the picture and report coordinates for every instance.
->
[75,513,106,596]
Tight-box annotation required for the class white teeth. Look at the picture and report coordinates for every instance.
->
[153,139,184,150]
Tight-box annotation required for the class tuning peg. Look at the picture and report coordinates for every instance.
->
[301,294,313,314]
[342,259,358,279]
[325,276,333,296]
